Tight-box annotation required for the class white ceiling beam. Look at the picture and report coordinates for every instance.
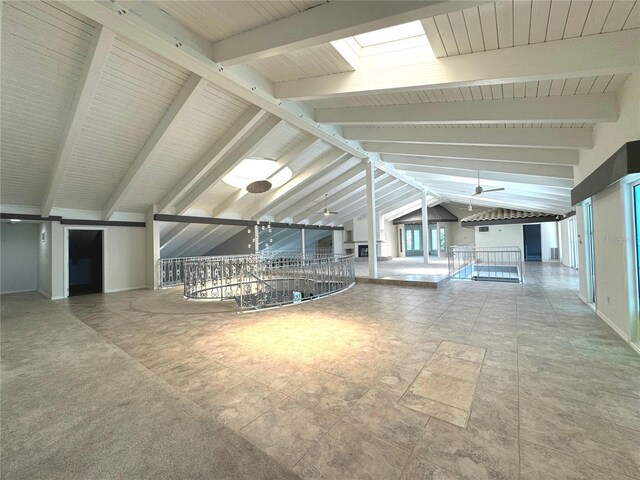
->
[380,199,427,221]
[372,159,446,202]
[365,143,578,166]
[375,192,424,217]
[315,94,618,125]
[326,182,411,225]
[408,178,570,201]
[431,190,569,214]
[402,166,574,189]
[275,165,365,221]
[210,1,483,65]
[175,116,284,213]
[275,29,640,100]
[334,189,420,226]
[158,106,266,213]
[41,25,115,217]
[63,0,367,159]
[298,175,392,224]
[102,74,207,219]
[160,224,189,251]
[343,126,593,150]
[250,151,351,219]
[383,154,573,179]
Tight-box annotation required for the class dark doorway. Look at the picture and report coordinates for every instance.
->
[523,224,542,261]
[69,230,103,296]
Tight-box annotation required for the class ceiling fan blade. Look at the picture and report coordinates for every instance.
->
[482,188,505,193]
[328,211,339,215]
[472,192,481,196]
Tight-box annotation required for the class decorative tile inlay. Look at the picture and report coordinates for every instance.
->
[400,341,486,427]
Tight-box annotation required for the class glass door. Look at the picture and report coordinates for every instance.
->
[429,224,438,256]
[585,201,597,304]
[405,224,423,256]
[568,217,578,269]
[634,184,640,341]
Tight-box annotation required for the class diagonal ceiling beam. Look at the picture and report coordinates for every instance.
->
[63,0,367,159]
[332,189,420,226]
[275,29,640,100]
[365,143,578,165]
[158,106,266,213]
[175,116,284,214]
[41,25,115,217]
[343,126,594,150]
[210,1,484,65]
[211,136,322,218]
[103,74,208,219]
[382,154,573,179]
[275,165,365,221]
[325,182,412,226]
[315,94,618,125]
[249,151,351,220]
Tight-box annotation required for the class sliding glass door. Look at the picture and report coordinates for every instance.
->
[585,200,597,304]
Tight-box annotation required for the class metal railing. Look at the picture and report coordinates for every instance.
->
[182,253,355,311]
[448,245,523,283]
[159,249,336,288]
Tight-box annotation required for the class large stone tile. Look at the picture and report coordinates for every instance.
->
[409,370,477,411]
[374,363,421,397]
[477,365,518,397]
[240,398,337,467]
[424,353,482,383]
[520,441,637,480]
[399,391,470,428]
[600,391,640,432]
[293,370,369,417]
[400,456,462,480]
[344,388,430,451]
[519,401,639,477]
[197,379,286,431]
[468,387,519,438]
[414,419,519,480]
[293,420,410,480]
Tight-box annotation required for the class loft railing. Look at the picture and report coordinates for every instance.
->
[448,245,524,283]
[159,249,335,289]
[182,253,355,311]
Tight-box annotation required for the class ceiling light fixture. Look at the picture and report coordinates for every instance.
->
[223,158,292,192]
[9,218,21,223]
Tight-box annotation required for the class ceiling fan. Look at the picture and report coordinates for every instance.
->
[313,194,339,216]
[472,171,505,196]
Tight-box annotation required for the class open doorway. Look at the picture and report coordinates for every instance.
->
[523,224,542,261]
[68,230,103,296]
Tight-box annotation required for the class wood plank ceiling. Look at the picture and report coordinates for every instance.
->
[1,0,638,255]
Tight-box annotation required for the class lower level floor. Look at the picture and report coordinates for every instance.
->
[1,263,639,479]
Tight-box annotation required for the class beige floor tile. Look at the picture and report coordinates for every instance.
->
[240,398,337,467]
[414,419,519,480]
[424,353,482,383]
[344,388,430,451]
[293,420,410,480]
[436,341,486,363]
[399,391,469,428]
[409,371,477,411]
[400,456,462,480]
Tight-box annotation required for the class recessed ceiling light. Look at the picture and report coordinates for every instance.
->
[8,218,21,223]
[223,158,292,191]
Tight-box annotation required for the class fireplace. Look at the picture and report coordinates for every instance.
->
[358,244,369,257]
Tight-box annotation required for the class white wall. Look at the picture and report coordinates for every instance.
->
[573,73,640,346]
[103,227,146,293]
[474,224,525,251]
[0,223,39,294]
[450,222,474,247]
[540,222,559,262]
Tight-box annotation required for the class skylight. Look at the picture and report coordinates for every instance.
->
[354,21,426,48]
[332,21,434,65]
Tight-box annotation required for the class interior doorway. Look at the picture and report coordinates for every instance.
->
[68,230,103,296]
[523,224,542,261]
[405,224,422,256]
[428,224,438,256]
[568,217,578,269]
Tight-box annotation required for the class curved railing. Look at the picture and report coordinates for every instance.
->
[182,253,355,311]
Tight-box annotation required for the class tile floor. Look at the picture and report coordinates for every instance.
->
[3,262,640,479]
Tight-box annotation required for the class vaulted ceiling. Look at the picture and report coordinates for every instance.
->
[1,0,638,256]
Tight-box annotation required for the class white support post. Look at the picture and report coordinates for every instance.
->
[333,230,343,255]
[365,161,378,278]
[301,229,306,255]
[421,191,430,265]
[145,205,160,289]
[437,222,442,258]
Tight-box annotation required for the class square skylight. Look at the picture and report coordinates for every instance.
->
[354,21,426,48]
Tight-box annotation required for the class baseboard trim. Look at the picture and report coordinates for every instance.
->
[631,342,640,355]
[37,289,51,299]
[104,285,146,294]
[595,309,629,343]
[577,293,596,312]
[0,288,37,295]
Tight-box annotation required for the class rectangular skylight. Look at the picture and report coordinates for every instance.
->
[354,21,426,48]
